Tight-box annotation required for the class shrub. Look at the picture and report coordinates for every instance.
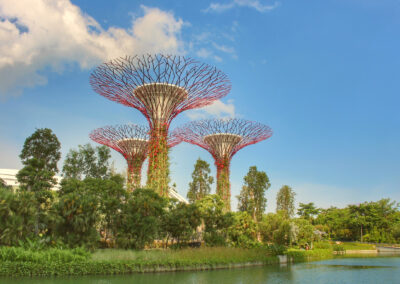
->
[265,244,286,255]
[0,246,90,263]
[333,244,345,252]
[314,241,332,249]
[55,191,99,248]
[228,212,259,248]
[0,188,37,246]
[114,188,167,249]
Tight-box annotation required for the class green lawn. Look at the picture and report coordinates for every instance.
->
[341,242,376,250]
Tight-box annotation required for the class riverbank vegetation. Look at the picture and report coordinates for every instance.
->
[1,128,400,277]
[0,246,279,277]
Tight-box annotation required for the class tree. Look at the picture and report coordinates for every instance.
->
[162,199,201,247]
[58,174,126,245]
[228,211,258,248]
[276,185,296,218]
[187,158,213,203]
[348,203,369,242]
[297,202,320,221]
[55,190,99,248]
[19,128,61,172]
[114,188,167,249]
[62,144,111,180]
[17,129,61,236]
[237,166,270,222]
[0,187,37,246]
[17,158,57,193]
[196,194,233,246]
[259,211,293,246]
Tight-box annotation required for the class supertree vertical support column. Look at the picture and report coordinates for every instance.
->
[174,119,272,211]
[89,124,182,191]
[90,55,231,196]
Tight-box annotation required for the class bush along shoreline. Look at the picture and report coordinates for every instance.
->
[0,247,281,277]
[0,244,387,277]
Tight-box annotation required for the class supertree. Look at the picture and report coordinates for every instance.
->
[89,124,181,190]
[90,54,231,197]
[174,118,272,211]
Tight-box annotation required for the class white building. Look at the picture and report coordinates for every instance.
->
[0,168,187,203]
[0,168,62,190]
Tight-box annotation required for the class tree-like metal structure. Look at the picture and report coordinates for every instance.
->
[89,124,181,190]
[174,118,272,211]
[90,54,231,197]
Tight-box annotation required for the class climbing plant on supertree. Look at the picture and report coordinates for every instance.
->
[89,124,181,191]
[90,54,231,196]
[174,118,272,211]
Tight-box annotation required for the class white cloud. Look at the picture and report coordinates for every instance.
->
[186,99,236,120]
[0,0,185,98]
[212,42,237,59]
[196,48,213,59]
[204,0,279,13]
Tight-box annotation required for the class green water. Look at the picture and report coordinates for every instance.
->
[3,257,400,284]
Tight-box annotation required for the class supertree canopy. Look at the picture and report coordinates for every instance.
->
[90,54,231,196]
[89,124,181,190]
[174,118,272,211]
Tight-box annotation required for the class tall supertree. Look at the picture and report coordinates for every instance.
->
[174,118,272,211]
[89,124,181,190]
[90,54,231,196]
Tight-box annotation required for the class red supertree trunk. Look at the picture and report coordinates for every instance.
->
[216,158,231,211]
[147,123,170,197]
[126,155,146,191]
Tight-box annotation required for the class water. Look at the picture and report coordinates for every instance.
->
[2,257,400,284]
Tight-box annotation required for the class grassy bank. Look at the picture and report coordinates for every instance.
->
[341,242,375,251]
[286,248,333,262]
[0,247,279,277]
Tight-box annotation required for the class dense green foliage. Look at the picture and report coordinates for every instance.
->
[315,199,400,243]
[163,200,201,247]
[237,166,270,222]
[19,128,61,173]
[276,185,296,218]
[62,144,111,180]
[0,247,278,277]
[16,128,61,237]
[297,202,320,221]
[196,195,233,246]
[187,158,214,203]
[0,187,37,245]
[114,188,166,249]
[228,211,258,248]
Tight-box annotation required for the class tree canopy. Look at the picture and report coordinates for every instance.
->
[297,202,320,221]
[276,185,296,218]
[187,158,213,203]
[237,166,270,222]
[62,144,111,180]
[19,128,61,172]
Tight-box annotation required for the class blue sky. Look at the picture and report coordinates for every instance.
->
[0,0,399,211]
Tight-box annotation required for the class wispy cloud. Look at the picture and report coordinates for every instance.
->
[190,27,238,62]
[0,1,185,99]
[204,0,279,13]
[186,99,236,120]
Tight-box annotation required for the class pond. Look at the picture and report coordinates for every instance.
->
[3,256,400,284]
